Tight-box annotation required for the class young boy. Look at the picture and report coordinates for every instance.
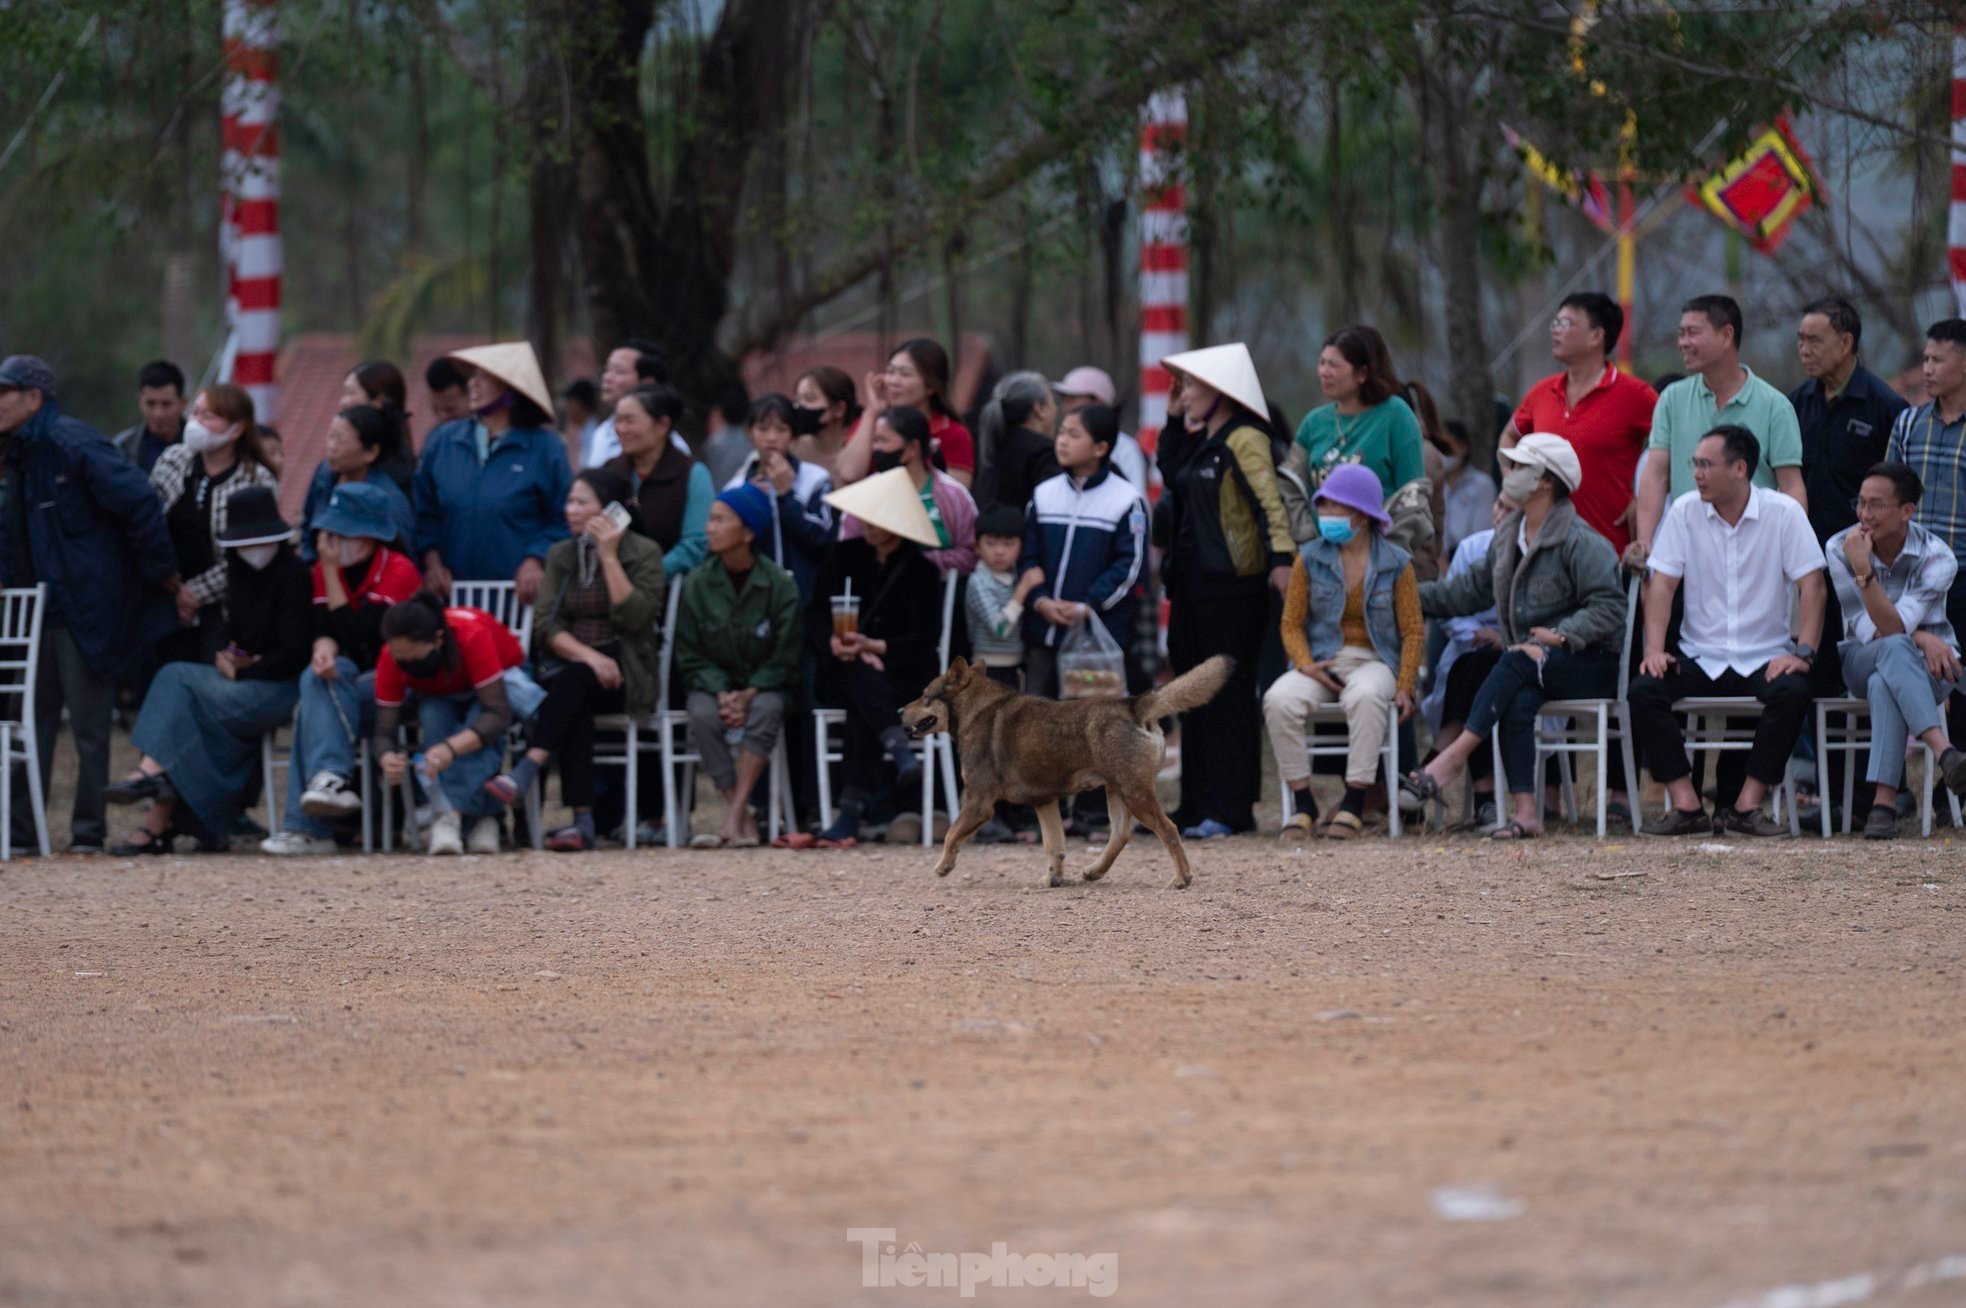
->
[1019,404,1145,698]
[966,503,1042,687]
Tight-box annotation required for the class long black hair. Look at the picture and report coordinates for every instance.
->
[380,591,448,644]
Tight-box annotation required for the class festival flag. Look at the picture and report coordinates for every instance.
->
[1503,125,1614,233]
[1685,116,1820,254]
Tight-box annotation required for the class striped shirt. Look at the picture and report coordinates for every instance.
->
[1887,402,1966,570]
[1823,520,1958,651]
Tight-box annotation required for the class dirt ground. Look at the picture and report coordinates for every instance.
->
[6,779,1966,1308]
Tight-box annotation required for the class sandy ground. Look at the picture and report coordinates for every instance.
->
[6,772,1966,1308]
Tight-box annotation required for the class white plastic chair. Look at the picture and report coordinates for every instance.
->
[1815,698,1962,838]
[0,585,50,860]
[1277,697,1404,837]
[814,570,962,847]
[450,579,534,655]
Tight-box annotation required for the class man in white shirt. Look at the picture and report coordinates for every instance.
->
[1629,424,1827,837]
[583,337,690,468]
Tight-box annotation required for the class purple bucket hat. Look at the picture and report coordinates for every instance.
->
[1312,462,1391,527]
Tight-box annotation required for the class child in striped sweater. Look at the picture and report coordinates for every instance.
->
[966,504,1044,687]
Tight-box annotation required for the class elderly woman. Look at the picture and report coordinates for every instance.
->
[1401,434,1626,840]
[974,370,1060,515]
[106,487,311,854]
[810,469,948,846]
[411,341,572,603]
[724,392,835,600]
[151,380,282,664]
[602,383,713,579]
[838,405,977,576]
[1158,343,1295,839]
[673,484,802,848]
[260,482,425,855]
[1263,464,1425,841]
[373,594,545,857]
[481,467,666,851]
[297,404,416,562]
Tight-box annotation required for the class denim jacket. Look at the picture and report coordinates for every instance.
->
[1300,532,1410,666]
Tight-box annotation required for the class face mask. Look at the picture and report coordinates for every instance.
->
[790,405,825,436]
[335,540,370,568]
[472,388,514,419]
[870,447,904,475]
[235,543,280,570]
[1440,453,1465,474]
[1183,393,1223,433]
[1501,468,1544,502]
[183,418,235,453]
[396,641,449,679]
[1316,514,1357,545]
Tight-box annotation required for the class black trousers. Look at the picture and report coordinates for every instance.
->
[1628,654,1811,811]
[1441,648,1501,783]
[533,663,625,810]
[841,661,905,804]
[1167,582,1266,832]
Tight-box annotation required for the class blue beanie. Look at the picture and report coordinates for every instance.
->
[717,483,773,538]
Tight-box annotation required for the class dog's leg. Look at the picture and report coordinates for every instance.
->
[1128,790,1192,889]
[1034,799,1066,887]
[1080,786,1131,882]
[930,795,993,878]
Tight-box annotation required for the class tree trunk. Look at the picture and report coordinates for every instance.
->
[1422,58,1497,467]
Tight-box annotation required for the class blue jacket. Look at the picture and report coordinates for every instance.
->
[3,402,176,676]
[411,418,572,582]
[297,462,415,562]
[1301,531,1410,667]
[1019,466,1146,648]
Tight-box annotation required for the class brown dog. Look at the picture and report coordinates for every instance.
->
[899,655,1234,888]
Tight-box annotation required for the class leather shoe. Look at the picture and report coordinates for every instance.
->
[1639,806,1710,836]
[1714,806,1788,838]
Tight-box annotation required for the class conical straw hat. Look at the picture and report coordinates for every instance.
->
[1161,342,1268,419]
[823,468,941,548]
[445,342,555,416]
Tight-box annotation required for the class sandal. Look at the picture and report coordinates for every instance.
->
[544,826,593,852]
[688,833,727,850]
[1321,811,1364,840]
[105,771,169,805]
[771,831,818,850]
[109,830,172,856]
[1401,770,1443,809]
[482,775,520,807]
[1490,819,1541,841]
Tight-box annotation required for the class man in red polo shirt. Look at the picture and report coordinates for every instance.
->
[1501,291,1657,555]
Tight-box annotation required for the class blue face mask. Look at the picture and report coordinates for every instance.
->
[1316,514,1357,545]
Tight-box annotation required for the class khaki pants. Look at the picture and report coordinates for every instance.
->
[1263,646,1397,787]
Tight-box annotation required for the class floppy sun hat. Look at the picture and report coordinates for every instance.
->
[1311,462,1391,527]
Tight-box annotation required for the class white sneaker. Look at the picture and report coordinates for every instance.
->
[300,771,362,819]
[260,830,335,856]
[427,811,464,856]
[466,815,501,854]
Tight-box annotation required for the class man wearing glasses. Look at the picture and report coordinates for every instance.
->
[1823,463,1966,839]
[1627,425,1826,837]
[1501,292,1656,557]
[1632,295,1805,571]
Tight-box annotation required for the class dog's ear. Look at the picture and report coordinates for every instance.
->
[946,655,970,684]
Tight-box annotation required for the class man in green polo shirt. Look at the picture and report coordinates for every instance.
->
[1631,293,1805,567]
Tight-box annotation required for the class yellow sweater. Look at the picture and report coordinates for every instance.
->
[1279,555,1424,694]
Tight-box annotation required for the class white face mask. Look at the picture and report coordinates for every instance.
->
[335,539,371,568]
[183,417,237,453]
[235,543,280,570]
[1501,468,1544,502]
[1440,453,1465,474]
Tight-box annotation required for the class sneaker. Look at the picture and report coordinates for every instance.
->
[1181,818,1234,840]
[1713,806,1788,838]
[466,816,501,854]
[1279,812,1315,842]
[300,772,362,820]
[261,830,335,856]
[427,811,464,856]
[1640,806,1711,837]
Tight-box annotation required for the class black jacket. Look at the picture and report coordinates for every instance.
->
[224,546,313,682]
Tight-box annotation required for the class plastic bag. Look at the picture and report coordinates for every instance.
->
[1058,612,1127,701]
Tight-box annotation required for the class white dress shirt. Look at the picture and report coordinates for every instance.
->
[1649,485,1825,677]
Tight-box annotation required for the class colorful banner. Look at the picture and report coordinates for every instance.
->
[1685,116,1820,254]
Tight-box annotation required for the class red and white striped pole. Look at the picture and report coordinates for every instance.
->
[221,0,280,421]
[1136,91,1188,477]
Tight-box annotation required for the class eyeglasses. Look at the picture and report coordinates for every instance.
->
[1686,457,1722,472]
[1550,317,1584,332]
[1849,497,1901,514]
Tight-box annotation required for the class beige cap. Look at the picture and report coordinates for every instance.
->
[445,342,555,416]
[1160,342,1267,419]
[823,468,942,548]
[1501,432,1584,493]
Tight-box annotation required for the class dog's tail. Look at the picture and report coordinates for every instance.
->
[1132,655,1235,724]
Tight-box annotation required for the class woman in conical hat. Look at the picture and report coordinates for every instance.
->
[416,340,574,605]
[1156,342,1296,840]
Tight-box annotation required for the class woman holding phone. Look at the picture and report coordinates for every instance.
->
[481,467,667,850]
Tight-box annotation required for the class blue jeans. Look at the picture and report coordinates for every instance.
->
[414,668,544,818]
[1840,634,1962,789]
[282,660,375,837]
[130,662,297,839]
[1463,646,1619,795]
